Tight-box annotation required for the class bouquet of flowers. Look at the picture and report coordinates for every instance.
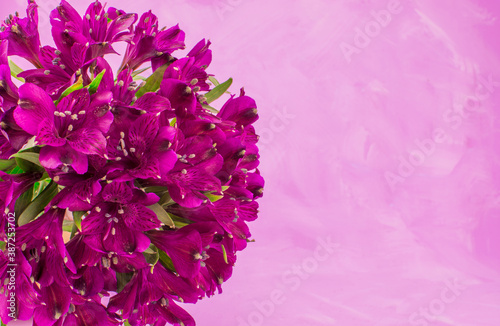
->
[0,1,263,325]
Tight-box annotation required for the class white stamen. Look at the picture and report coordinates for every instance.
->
[71,114,78,120]
[67,124,73,131]
[181,169,187,174]
[86,14,90,20]
[120,131,125,139]
[129,147,136,153]
[78,110,86,115]
[95,206,101,212]
[44,70,50,75]
[64,111,71,115]
[111,227,116,235]
[188,154,196,158]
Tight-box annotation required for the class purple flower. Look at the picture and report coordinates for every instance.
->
[14,84,112,174]
[0,250,38,322]
[0,1,263,325]
[50,0,137,61]
[81,182,159,254]
[120,11,185,72]
[0,0,41,67]
[105,113,177,181]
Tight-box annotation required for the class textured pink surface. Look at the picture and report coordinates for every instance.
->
[3,0,500,325]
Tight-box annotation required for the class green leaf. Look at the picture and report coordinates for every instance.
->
[147,203,175,228]
[18,181,58,226]
[132,66,151,77]
[221,244,229,264]
[0,159,16,172]
[11,152,42,167]
[205,77,232,104]
[11,152,43,173]
[170,117,176,127]
[62,220,74,232]
[135,64,170,98]
[201,103,219,114]
[124,321,132,326]
[86,69,106,94]
[116,272,134,293]
[7,166,23,175]
[57,76,84,104]
[143,245,160,266]
[9,59,25,82]
[204,191,223,202]
[208,76,220,86]
[73,211,85,231]
[158,250,176,273]
[14,186,34,219]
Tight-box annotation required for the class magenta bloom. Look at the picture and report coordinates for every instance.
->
[14,84,112,174]
[0,1,263,325]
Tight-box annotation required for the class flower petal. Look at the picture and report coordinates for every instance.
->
[14,83,55,135]
[66,128,107,156]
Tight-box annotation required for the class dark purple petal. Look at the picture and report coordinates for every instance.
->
[187,39,212,68]
[102,182,133,203]
[39,144,88,174]
[36,118,65,147]
[0,2,41,67]
[148,229,202,278]
[106,13,137,43]
[123,204,160,231]
[128,113,159,153]
[159,79,196,117]
[154,24,185,53]
[67,128,107,156]
[217,95,258,127]
[133,93,171,114]
[14,83,55,135]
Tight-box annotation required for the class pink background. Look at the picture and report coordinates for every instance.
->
[2,0,500,325]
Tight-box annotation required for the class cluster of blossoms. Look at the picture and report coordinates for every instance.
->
[0,1,263,325]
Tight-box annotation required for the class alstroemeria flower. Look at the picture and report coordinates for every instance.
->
[0,250,38,323]
[0,41,19,110]
[16,208,77,287]
[81,182,159,254]
[0,1,262,325]
[50,0,137,61]
[0,171,42,236]
[147,228,203,279]
[161,39,213,91]
[106,113,178,181]
[120,11,185,72]
[0,0,41,67]
[14,84,112,174]
[108,268,196,326]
